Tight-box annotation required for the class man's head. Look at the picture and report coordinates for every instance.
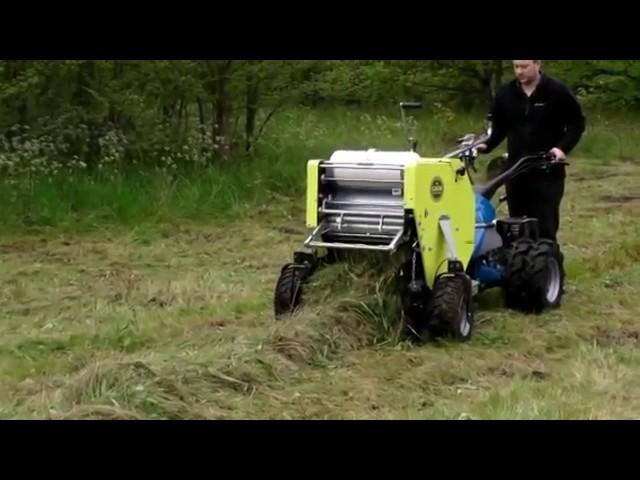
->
[512,60,542,86]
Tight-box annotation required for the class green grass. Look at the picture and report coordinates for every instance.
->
[0,159,306,231]
[0,107,640,419]
[2,106,638,233]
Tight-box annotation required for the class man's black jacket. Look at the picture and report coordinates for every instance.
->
[484,74,586,178]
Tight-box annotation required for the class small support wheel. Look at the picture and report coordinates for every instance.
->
[274,263,308,320]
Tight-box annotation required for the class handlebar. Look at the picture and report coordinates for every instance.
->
[475,152,570,200]
[517,152,570,167]
[443,133,490,159]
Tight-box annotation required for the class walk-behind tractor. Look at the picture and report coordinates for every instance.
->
[274,103,565,342]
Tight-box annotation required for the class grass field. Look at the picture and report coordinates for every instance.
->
[1,108,639,419]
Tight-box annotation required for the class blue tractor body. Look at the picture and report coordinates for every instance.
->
[469,192,506,287]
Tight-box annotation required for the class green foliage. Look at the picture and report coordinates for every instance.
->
[545,60,640,108]
[0,104,637,232]
[0,60,638,172]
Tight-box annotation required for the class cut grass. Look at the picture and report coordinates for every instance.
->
[1,157,639,419]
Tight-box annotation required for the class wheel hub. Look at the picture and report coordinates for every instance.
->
[458,297,471,337]
[546,258,561,303]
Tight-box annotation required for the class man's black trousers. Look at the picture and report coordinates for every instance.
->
[505,171,565,243]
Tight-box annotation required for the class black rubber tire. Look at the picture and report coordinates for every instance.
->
[397,259,431,338]
[423,275,474,342]
[274,264,304,320]
[503,238,535,311]
[524,240,564,313]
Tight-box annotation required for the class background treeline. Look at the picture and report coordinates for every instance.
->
[0,60,636,229]
[0,60,636,168]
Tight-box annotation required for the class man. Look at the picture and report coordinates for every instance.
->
[477,60,586,243]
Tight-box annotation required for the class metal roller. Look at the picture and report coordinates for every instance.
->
[305,150,416,252]
[321,150,414,191]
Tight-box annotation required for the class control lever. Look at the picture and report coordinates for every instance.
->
[399,101,423,152]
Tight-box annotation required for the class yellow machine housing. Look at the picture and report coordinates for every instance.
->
[304,151,476,289]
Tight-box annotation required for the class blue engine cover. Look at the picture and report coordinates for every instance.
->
[471,193,504,285]
[473,193,497,259]
[473,258,505,285]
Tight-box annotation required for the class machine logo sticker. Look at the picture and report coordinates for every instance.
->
[430,177,444,201]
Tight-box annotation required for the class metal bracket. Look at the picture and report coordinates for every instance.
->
[438,215,458,261]
[304,226,405,253]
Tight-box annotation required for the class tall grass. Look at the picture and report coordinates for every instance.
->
[0,106,638,231]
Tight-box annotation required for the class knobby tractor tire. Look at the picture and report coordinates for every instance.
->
[503,239,564,314]
[422,275,474,342]
[503,238,535,311]
[525,239,564,313]
[274,264,305,320]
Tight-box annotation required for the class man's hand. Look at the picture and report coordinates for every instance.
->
[549,147,566,162]
[476,143,488,153]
